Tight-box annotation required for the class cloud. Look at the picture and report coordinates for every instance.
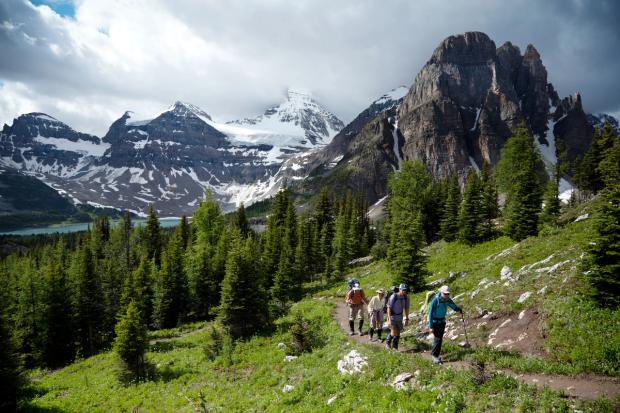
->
[0,0,619,136]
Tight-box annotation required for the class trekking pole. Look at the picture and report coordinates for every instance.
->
[461,312,471,348]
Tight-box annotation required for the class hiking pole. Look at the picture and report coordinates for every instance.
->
[460,312,471,349]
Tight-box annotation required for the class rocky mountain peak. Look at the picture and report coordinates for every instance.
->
[430,31,496,65]
[165,101,213,122]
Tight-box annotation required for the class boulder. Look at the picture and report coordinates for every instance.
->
[337,350,368,375]
[517,292,532,304]
[284,356,298,362]
[500,266,513,280]
[282,385,295,393]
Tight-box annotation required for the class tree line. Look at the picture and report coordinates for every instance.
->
[0,188,372,407]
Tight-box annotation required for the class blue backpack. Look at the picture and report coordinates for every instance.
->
[347,278,360,291]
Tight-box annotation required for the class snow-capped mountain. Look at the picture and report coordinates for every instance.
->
[587,113,620,134]
[226,88,344,147]
[0,92,344,215]
[0,113,107,178]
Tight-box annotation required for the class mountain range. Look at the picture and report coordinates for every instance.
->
[0,32,617,218]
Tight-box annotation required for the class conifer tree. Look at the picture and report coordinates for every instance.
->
[232,203,251,238]
[193,192,225,247]
[458,169,484,244]
[295,215,313,283]
[152,231,188,328]
[114,300,148,379]
[143,205,162,266]
[73,243,105,357]
[14,256,45,366]
[120,254,154,325]
[541,168,562,225]
[313,189,334,277]
[43,258,75,367]
[178,215,191,250]
[585,131,620,307]
[391,212,428,291]
[497,124,544,241]
[187,244,215,319]
[480,161,499,239]
[331,210,349,279]
[0,303,20,412]
[220,232,270,339]
[440,176,460,242]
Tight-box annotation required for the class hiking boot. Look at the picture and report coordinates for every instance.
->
[358,331,364,336]
[349,331,355,336]
[432,356,441,364]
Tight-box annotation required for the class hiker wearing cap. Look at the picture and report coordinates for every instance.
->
[345,283,368,336]
[367,289,385,341]
[385,283,410,350]
[427,285,463,363]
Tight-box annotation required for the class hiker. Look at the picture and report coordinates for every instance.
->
[367,288,385,341]
[427,285,463,363]
[345,283,368,336]
[385,283,410,350]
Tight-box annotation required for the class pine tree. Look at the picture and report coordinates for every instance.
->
[187,244,215,319]
[143,206,162,266]
[193,192,225,247]
[497,123,544,241]
[0,303,20,412]
[440,176,460,242]
[313,189,334,277]
[232,203,251,238]
[541,168,562,225]
[294,215,313,284]
[43,258,75,367]
[114,300,148,379]
[585,133,620,307]
[480,161,499,239]
[391,212,428,291]
[178,215,191,250]
[152,232,188,328]
[14,256,46,366]
[120,254,154,325]
[72,243,105,357]
[220,232,270,339]
[458,170,484,244]
[331,211,349,278]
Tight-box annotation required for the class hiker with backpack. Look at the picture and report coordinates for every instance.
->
[385,283,410,350]
[427,285,463,363]
[345,283,368,336]
[367,288,386,341]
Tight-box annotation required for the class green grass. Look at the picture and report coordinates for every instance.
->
[19,210,620,412]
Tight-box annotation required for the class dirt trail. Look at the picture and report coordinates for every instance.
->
[334,301,620,400]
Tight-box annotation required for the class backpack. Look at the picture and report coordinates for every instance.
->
[347,278,360,291]
[384,285,399,312]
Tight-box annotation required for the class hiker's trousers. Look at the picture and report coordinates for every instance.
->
[431,321,446,357]
[348,303,364,321]
[368,310,384,328]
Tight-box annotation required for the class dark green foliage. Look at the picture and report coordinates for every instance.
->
[231,204,251,238]
[43,256,75,367]
[458,170,484,245]
[497,124,544,241]
[389,212,428,291]
[585,129,620,307]
[143,206,162,266]
[152,231,189,328]
[73,243,105,357]
[440,176,460,242]
[219,232,270,339]
[193,192,225,247]
[203,325,224,361]
[288,312,313,356]
[13,256,45,366]
[120,255,154,325]
[541,169,562,225]
[187,244,216,320]
[0,300,20,412]
[480,161,499,239]
[178,215,191,250]
[113,300,148,379]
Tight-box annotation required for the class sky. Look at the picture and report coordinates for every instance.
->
[0,0,619,136]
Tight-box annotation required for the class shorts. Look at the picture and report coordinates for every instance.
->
[390,319,404,334]
[348,303,364,321]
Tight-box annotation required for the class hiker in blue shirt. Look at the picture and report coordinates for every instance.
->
[427,285,463,363]
[385,283,410,350]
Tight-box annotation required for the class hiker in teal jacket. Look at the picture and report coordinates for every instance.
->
[427,285,462,363]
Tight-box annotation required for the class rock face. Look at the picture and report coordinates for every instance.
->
[0,94,344,215]
[398,31,593,180]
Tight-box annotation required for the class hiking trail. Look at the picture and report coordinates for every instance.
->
[333,300,620,400]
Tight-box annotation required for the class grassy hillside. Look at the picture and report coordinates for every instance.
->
[20,209,620,412]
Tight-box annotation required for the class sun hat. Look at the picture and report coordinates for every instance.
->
[440,285,451,294]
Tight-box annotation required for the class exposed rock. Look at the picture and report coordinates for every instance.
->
[337,350,368,375]
[392,370,421,391]
[282,384,295,393]
[327,395,337,405]
[574,213,590,222]
[284,356,298,362]
[277,342,286,350]
[537,286,548,295]
[348,256,373,267]
[500,266,513,280]
[517,292,532,303]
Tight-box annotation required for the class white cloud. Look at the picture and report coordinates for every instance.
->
[0,0,618,136]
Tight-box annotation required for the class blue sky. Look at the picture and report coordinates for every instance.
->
[29,0,74,18]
